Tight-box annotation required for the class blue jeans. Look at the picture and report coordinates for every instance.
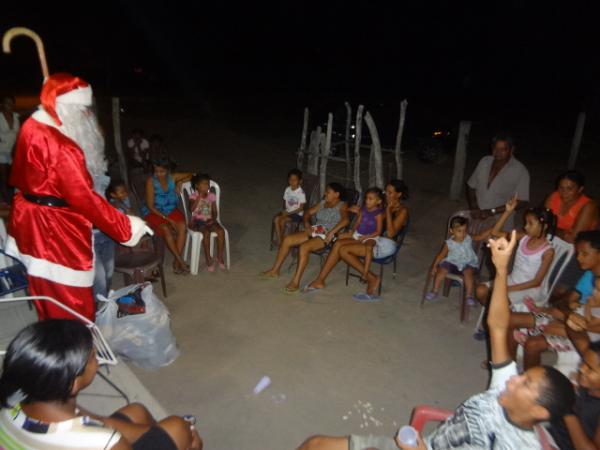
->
[93,231,115,300]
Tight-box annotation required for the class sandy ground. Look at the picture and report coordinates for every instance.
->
[117,106,595,450]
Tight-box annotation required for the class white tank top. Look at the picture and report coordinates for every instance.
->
[508,235,551,286]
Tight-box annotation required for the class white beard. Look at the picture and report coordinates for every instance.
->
[56,103,107,179]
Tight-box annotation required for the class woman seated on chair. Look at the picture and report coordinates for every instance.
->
[260,182,349,293]
[142,157,192,274]
[305,180,409,300]
[545,170,599,244]
[0,320,202,450]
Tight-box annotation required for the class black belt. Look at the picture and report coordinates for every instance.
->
[23,194,69,207]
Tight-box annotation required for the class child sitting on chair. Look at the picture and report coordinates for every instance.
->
[189,173,226,272]
[425,215,482,305]
[273,169,306,246]
[349,187,385,281]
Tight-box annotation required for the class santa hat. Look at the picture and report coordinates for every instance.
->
[40,73,93,126]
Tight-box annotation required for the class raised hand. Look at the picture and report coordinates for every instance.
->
[488,230,517,272]
[505,194,518,213]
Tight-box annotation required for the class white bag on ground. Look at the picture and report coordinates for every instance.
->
[96,282,180,369]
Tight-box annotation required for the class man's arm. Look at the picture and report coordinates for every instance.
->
[467,186,479,210]
[487,231,518,364]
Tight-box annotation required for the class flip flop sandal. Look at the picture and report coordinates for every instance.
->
[283,286,299,294]
[352,293,381,303]
[301,285,322,294]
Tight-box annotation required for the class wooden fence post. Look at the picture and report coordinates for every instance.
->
[307,126,321,176]
[344,101,353,181]
[353,105,364,194]
[364,111,384,189]
[449,120,472,200]
[568,112,586,169]
[111,97,129,188]
[320,113,333,197]
[394,99,408,179]
[298,107,309,170]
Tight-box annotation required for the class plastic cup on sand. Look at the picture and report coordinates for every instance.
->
[397,425,418,448]
[253,376,271,395]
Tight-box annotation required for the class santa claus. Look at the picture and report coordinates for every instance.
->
[5,73,151,321]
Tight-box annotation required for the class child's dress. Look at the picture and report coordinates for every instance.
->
[508,235,552,308]
[189,191,216,229]
[441,235,479,273]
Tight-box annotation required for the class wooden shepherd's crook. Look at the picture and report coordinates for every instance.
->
[3,27,49,80]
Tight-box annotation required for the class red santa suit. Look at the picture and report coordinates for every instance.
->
[5,74,150,321]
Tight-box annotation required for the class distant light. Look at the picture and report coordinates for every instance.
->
[433,131,443,136]
[351,125,355,129]
[351,134,356,138]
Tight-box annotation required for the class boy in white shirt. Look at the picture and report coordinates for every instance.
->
[273,169,306,246]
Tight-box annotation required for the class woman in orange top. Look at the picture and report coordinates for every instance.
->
[545,170,599,243]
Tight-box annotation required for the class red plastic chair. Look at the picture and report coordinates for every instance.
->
[409,405,453,432]
[409,405,558,449]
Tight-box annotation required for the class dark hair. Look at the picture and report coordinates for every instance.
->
[0,320,93,407]
[105,179,127,198]
[524,207,556,239]
[131,128,143,136]
[1,95,15,104]
[326,182,346,201]
[364,187,384,204]
[576,230,600,251]
[556,170,585,189]
[191,173,211,190]
[152,156,172,170]
[491,132,515,150]
[450,216,469,229]
[387,179,409,200]
[536,366,575,420]
[287,168,303,180]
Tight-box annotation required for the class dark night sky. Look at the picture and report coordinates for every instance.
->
[2,1,600,136]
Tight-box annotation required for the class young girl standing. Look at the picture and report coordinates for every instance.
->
[475,195,556,310]
[189,174,226,272]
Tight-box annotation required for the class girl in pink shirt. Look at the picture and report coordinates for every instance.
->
[189,174,226,272]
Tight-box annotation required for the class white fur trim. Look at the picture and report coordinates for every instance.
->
[121,215,153,247]
[56,85,93,106]
[31,108,61,129]
[5,235,94,287]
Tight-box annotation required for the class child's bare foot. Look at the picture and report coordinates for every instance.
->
[366,275,380,295]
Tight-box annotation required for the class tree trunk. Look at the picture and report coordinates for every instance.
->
[363,111,384,189]
[111,97,129,188]
[344,101,352,181]
[298,107,309,170]
[394,99,408,179]
[568,112,586,169]
[320,113,333,197]
[449,121,472,200]
[353,105,364,194]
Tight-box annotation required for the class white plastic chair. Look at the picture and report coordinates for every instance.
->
[180,180,231,275]
[474,236,575,331]
[0,296,117,366]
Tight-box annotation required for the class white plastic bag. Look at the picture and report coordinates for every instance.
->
[96,283,180,369]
